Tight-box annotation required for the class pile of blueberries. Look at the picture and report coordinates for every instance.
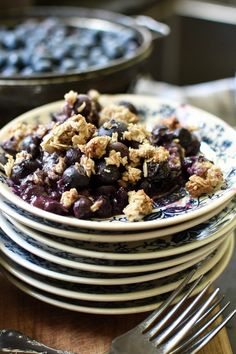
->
[1,93,204,219]
[0,17,139,76]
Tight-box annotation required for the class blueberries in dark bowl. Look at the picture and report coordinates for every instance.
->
[0,17,140,77]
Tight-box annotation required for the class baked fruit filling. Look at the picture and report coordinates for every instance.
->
[1,90,224,221]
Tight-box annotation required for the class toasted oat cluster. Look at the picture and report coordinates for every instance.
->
[1,90,224,221]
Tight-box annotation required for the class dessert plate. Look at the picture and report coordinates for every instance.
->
[0,234,233,309]
[0,229,225,286]
[0,195,231,243]
[0,95,235,231]
[0,213,231,274]
[5,198,236,260]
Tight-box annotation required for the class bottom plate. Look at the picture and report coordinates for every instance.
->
[1,234,234,315]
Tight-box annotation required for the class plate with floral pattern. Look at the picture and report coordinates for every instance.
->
[0,228,226,285]
[0,213,231,275]
[0,196,229,242]
[2,235,232,314]
[5,197,236,260]
[0,95,235,231]
[0,234,232,304]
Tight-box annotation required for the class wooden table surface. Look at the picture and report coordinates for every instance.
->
[0,274,232,354]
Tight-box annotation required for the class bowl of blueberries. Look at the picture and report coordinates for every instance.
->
[0,6,169,122]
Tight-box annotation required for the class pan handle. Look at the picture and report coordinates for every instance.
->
[133,15,170,39]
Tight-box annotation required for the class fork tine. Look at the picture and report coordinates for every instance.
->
[140,269,197,332]
[152,285,219,350]
[145,275,205,340]
[170,301,230,354]
[180,309,236,354]
[174,294,224,332]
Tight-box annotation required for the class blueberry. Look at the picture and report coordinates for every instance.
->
[60,58,77,72]
[31,195,67,215]
[2,32,23,50]
[185,135,201,156]
[173,128,192,148]
[96,161,120,184]
[20,135,41,157]
[8,52,24,69]
[112,187,128,215]
[65,148,82,166]
[73,46,89,59]
[151,125,174,145]
[73,94,92,118]
[97,119,127,140]
[11,159,40,183]
[62,165,90,189]
[147,161,170,182]
[107,142,129,158]
[73,197,93,219]
[21,183,46,202]
[2,137,18,155]
[95,185,116,197]
[1,66,18,76]
[95,196,112,218]
[33,59,53,73]
[21,66,34,75]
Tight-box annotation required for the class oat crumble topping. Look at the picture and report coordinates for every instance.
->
[99,105,138,126]
[122,166,142,183]
[123,189,153,221]
[186,165,224,197]
[83,136,110,159]
[41,115,96,153]
[123,124,150,143]
[79,155,95,177]
[105,150,128,167]
[60,188,79,208]
[64,90,78,106]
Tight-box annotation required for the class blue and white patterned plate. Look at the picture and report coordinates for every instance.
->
[2,236,233,314]
[0,196,229,242]
[0,228,224,286]
[6,198,236,260]
[0,95,235,231]
[0,213,231,274]
[0,235,231,302]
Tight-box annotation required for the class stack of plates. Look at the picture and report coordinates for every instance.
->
[0,94,235,315]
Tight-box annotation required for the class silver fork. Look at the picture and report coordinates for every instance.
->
[108,270,236,354]
[0,270,235,354]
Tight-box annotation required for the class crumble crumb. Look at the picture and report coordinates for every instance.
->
[99,105,138,126]
[123,124,150,143]
[4,154,15,177]
[41,115,96,153]
[79,155,95,177]
[53,156,66,175]
[83,136,110,159]
[129,144,169,165]
[186,165,224,197]
[90,199,103,212]
[60,188,79,208]
[64,90,78,106]
[105,150,128,167]
[123,189,153,221]
[88,89,100,101]
[160,116,181,130]
[122,166,142,183]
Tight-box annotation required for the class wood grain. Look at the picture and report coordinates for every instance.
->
[0,274,232,354]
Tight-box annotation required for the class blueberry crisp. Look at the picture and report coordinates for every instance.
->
[1,91,224,221]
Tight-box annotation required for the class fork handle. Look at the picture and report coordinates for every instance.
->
[0,329,74,354]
